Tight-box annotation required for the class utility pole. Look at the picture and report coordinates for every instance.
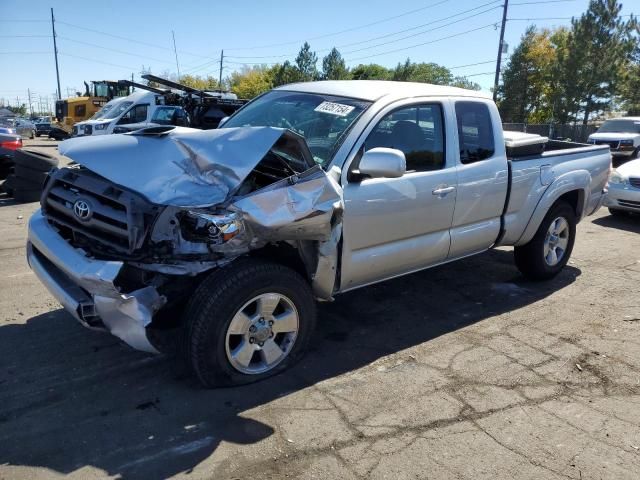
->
[219,50,224,89]
[492,0,509,102]
[51,8,61,100]
[27,89,33,117]
[131,73,135,92]
[172,31,181,80]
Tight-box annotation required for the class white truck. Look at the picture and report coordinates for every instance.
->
[72,76,245,137]
[28,81,610,387]
[588,117,640,162]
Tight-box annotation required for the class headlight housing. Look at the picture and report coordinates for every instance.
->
[94,123,109,131]
[180,211,242,244]
[609,171,625,185]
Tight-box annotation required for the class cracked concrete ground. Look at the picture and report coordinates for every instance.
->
[1,139,639,479]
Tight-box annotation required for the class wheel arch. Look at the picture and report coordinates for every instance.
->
[515,170,590,247]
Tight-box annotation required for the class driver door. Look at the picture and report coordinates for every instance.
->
[339,101,458,291]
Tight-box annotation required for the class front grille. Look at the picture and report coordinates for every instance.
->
[594,140,620,150]
[629,177,640,189]
[41,168,159,255]
[618,199,640,208]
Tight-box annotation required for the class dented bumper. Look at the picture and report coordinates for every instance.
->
[26,210,164,353]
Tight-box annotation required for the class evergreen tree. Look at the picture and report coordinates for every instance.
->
[322,48,350,80]
[295,42,318,81]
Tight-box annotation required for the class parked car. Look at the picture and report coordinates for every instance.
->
[0,131,22,179]
[13,118,36,139]
[588,117,640,161]
[35,122,52,137]
[605,158,640,216]
[27,80,610,387]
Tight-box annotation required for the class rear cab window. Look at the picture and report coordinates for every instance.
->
[455,101,495,164]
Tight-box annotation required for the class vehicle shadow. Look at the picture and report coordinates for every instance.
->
[592,212,640,234]
[0,248,580,479]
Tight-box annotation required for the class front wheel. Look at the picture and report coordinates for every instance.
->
[183,259,316,387]
[514,201,576,280]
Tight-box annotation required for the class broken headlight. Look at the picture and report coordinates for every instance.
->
[180,211,242,245]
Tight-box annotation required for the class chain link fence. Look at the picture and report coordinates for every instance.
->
[502,123,599,143]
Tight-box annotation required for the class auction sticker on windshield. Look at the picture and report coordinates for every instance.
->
[314,101,355,117]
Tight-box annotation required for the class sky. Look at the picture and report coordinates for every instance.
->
[0,0,636,112]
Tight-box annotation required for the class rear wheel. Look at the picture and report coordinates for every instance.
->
[514,201,576,280]
[183,259,316,387]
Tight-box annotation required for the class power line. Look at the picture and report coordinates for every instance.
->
[56,21,213,59]
[465,71,496,77]
[449,60,496,69]
[346,22,497,62]
[510,0,576,4]
[0,35,49,38]
[225,0,502,60]
[224,0,453,51]
[58,52,139,71]
[0,51,49,54]
[341,6,501,56]
[57,35,175,65]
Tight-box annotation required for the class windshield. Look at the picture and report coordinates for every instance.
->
[91,101,133,120]
[221,90,371,167]
[597,119,640,134]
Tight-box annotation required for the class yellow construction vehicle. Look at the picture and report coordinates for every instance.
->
[49,80,130,139]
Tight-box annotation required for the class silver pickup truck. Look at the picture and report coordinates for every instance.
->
[27,81,610,387]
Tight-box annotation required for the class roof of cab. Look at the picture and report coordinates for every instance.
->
[275,80,491,102]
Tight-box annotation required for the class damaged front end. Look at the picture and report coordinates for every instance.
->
[29,126,343,352]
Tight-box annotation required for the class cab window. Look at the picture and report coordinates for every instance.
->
[364,104,445,172]
[455,102,495,164]
[118,104,148,125]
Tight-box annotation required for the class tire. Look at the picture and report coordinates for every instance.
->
[13,163,50,183]
[514,200,576,281]
[35,133,41,138]
[183,259,316,388]
[13,149,58,171]
[13,188,42,203]
[608,208,627,217]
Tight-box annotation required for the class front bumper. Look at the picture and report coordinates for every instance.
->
[26,210,164,353]
[604,183,640,212]
[611,150,636,158]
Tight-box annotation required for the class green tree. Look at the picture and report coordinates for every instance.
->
[350,64,391,80]
[619,61,640,115]
[322,47,350,80]
[272,61,302,87]
[295,42,318,81]
[229,65,274,98]
[497,27,545,122]
[566,0,638,124]
[450,77,481,91]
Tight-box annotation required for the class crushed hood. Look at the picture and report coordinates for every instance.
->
[58,126,313,207]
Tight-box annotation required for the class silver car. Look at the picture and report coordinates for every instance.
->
[605,158,640,215]
[13,118,36,139]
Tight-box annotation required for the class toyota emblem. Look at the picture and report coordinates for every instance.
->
[73,199,92,220]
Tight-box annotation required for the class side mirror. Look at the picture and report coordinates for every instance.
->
[358,147,406,179]
[218,116,230,128]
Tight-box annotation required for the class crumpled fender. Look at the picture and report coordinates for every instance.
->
[515,169,590,246]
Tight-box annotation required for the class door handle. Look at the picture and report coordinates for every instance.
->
[432,186,456,196]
